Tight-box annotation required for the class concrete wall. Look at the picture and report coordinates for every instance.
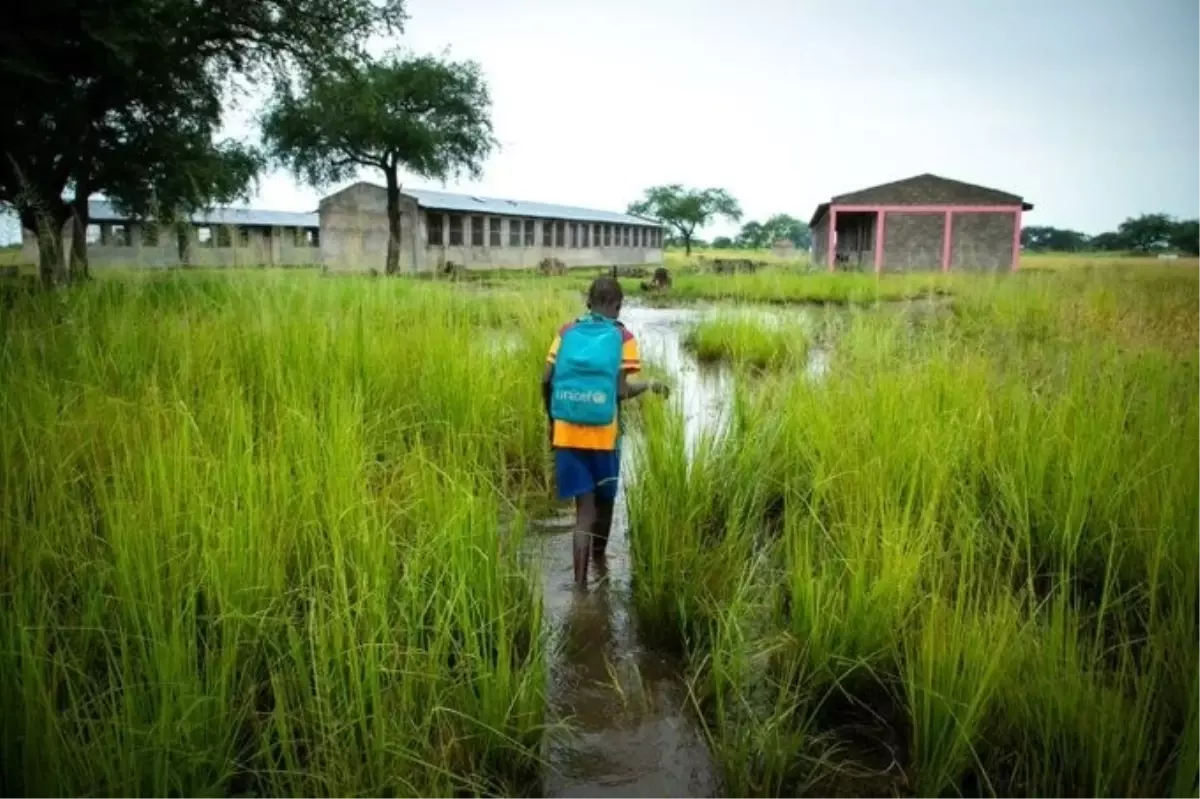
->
[949,212,1017,271]
[319,183,421,273]
[812,222,829,268]
[881,213,946,272]
[881,211,1016,271]
[21,221,321,268]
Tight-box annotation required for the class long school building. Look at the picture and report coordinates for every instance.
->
[319,182,664,273]
[19,201,322,268]
[19,185,663,273]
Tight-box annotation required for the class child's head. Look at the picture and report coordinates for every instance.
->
[587,276,623,319]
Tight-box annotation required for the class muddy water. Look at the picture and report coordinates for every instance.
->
[530,304,806,797]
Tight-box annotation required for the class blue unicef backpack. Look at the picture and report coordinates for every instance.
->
[551,313,624,427]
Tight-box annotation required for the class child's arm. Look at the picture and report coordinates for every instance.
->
[618,370,668,400]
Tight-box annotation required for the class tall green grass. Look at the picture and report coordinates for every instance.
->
[683,312,815,370]
[0,272,575,795]
[663,269,957,305]
[627,269,1199,796]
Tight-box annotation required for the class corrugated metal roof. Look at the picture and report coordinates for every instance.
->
[88,200,318,228]
[401,187,659,227]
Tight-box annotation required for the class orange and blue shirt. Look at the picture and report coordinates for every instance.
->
[547,319,641,451]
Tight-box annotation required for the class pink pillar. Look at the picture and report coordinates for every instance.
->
[826,208,838,272]
[941,210,953,272]
[1011,208,1022,271]
[874,210,885,273]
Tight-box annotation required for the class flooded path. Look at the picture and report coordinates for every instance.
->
[528,305,737,797]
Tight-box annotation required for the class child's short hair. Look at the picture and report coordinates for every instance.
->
[587,276,624,309]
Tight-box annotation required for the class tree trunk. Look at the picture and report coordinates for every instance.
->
[20,205,69,288]
[385,166,401,275]
[69,195,90,281]
[683,232,692,257]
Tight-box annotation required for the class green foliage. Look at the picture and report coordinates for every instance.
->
[628,184,742,256]
[1021,225,1090,252]
[761,213,810,249]
[737,215,811,250]
[683,312,811,370]
[0,273,571,795]
[263,54,495,190]
[1117,212,1176,253]
[627,268,1199,796]
[0,0,404,283]
[1168,218,1199,255]
[1022,214,1199,255]
[262,53,496,274]
[735,221,767,249]
[712,236,735,249]
[664,268,953,305]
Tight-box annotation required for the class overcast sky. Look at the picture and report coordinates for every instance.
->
[4,0,1197,244]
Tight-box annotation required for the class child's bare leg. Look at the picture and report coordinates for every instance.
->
[573,492,597,587]
[592,497,616,560]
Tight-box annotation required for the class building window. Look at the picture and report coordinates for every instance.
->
[489,217,502,247]
[238,226,251,247]
[448,215,464,246]
[428,214,444,246]
[603,225,611,247]
[214,226,231,248]
[141,224,159,247]
[568,222,578,248]
[639,227,646,247]
[581,224,590,248]
[471,216,484,246]
[542,220,553,247]
[109,224,130,246]
[306,228,320,247]
[555,221,565,248]
[509,219,521,247]
[85,224,102,245]
[197,226,214,246]
[524,219,535,247]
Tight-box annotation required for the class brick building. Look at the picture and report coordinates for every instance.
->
[809,174,1034,272]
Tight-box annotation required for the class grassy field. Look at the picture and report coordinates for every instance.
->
[1,259,1196,796]
[627,266,1199,796]
[0,273,576,795]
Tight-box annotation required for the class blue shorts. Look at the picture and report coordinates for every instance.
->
[554,447,620,502]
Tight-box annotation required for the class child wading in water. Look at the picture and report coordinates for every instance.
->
[543,277,668,586]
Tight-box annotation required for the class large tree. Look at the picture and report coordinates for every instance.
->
[735,221,768,249]
[262,54,496,275]
[627,185,741,256]
[761,213,811,250]
[1168,219,1199,255]
[735,215,810,250]
[1116,213,1176,253]
[1021,225,1091,252]
[0,0,404,285]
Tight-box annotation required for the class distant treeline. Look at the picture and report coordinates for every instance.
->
[1022,213,1199,255]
